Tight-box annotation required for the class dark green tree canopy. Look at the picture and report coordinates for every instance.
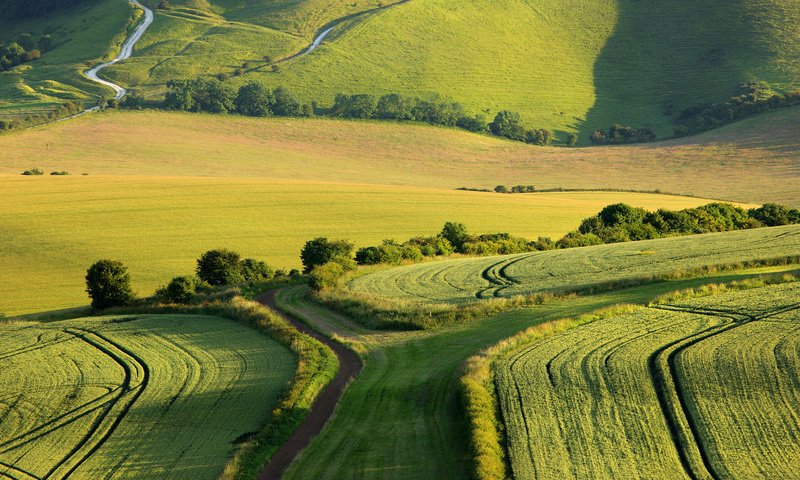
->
[196,249,244,286]
[300,238,354,273]
[85,259,135,309]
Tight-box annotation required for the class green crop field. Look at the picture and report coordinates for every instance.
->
[0,175,713,317]
[2,108,799,206]
[350,225,800,304]
[494,281,800,479]
[0,313,295,479]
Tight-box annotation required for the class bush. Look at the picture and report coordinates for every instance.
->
[749,203,800,227]
[300,237,355,273]
[525,128,552,146]
[196,249,244,286]
[330,93,377,119]
[85,260,136,309]
[164,78,236,113]
[456,114,488,133]
[555,231,603,249]
[21,167,44,176]
[567,133,579,146]
[309,257,356,290]
[50,171,69,176]
[164,275,199,304]
[376,93,415,120]
[240,258,274,282]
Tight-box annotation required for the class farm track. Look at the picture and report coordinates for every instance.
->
[255,291,362,480]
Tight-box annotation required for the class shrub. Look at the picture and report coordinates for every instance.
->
[240,258,274,282]
[50,171,69,176]
[456,114,488,133]
[567,133,579,146]
[749,203,800,227]
[309,257,357,290]
[197,249,244,286]
[85,260,136,309]
[330,93,377,119]
[122,93,146,109]
[525,128,552,146]
[21,167,44,175]
[494,185,509,193]
[300,237,355,273]
[555,231,603,249]
[376,93,415,120]
[272,87,304,116]
[164,275,199,304]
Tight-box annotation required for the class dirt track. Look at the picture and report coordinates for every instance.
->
[254,290,363,479]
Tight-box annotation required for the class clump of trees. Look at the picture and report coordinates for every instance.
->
[164,79,311,117]
[196,248,275,286]
[494,185,536,194]
[1,32,54,71]
[568,202,800,245]
[85,259,136,309]
[590,124,656,145]
[675,82,800,136]
[0,0,92,19]
[300,238,356,290]
[488,110,551,145]
[1,101,83,132]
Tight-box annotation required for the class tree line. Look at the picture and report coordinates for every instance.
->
[589,124,657,145]
[124,77,558,145]
[0,0,93,19]
[1,33,53,71]
[675,81,800,137]
[299,202,800,289]
[0,101,83,132]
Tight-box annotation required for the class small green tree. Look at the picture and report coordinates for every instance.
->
[234,81,274,117]
[164,275,199,304]
[489,110,526,141]
[440,222,469,251]
[85,260,135,309]
[196,249,244,286]
[567,133,579,146]
[240,258,274,282]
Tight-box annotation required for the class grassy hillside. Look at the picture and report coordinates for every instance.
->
[0,175,713,316]
[349,225,800,304]
[0,0,134,116]
[109,0,800,141]
[0,313,295,478]
[494,282,800,479]
[2,108,799,205]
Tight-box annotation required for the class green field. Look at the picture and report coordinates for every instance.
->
[0,313,295,479]
[494,281,800,479]
[350,225,800,303]
[2,108,799,205]
[0,175,717,317]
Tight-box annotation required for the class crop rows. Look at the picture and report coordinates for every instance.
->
[0,314,295,479]
[494,282,800,479]
[351,225,800,304]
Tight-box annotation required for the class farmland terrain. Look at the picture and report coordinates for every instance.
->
[271,266,800,479]
[350,225,800,304]
[1,107,799,205]
[0,175,718,317]
[495,281,800,479]
[0,313,295,479]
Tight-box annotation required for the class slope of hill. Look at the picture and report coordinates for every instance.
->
[111,0,800,142]
[0,0,133,116]
[2,107,799,205]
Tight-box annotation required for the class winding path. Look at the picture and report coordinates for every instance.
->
[255,291,363,479]
[82,0,153,109]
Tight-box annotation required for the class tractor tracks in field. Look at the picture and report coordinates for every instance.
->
[0,325,150,480]
[254,290,362,480]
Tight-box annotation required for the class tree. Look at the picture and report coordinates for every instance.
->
[85,260,135,309]
[597,203,646,227]
[456,114,487,132]
[749,203,797,226]
[489,111,525,141]
[440,222,469,251]
[196,249,244,286]
[272,87,303,116]
[525,128,552,146]
[300,238,355,273]
[494,185,509,193]
[235,81,274,117]
[376,93,415,120]
[164,275,198,304]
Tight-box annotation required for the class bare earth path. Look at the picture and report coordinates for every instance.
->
[255,290,363,479]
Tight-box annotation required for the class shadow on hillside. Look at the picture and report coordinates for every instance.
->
[579,0,758,143]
